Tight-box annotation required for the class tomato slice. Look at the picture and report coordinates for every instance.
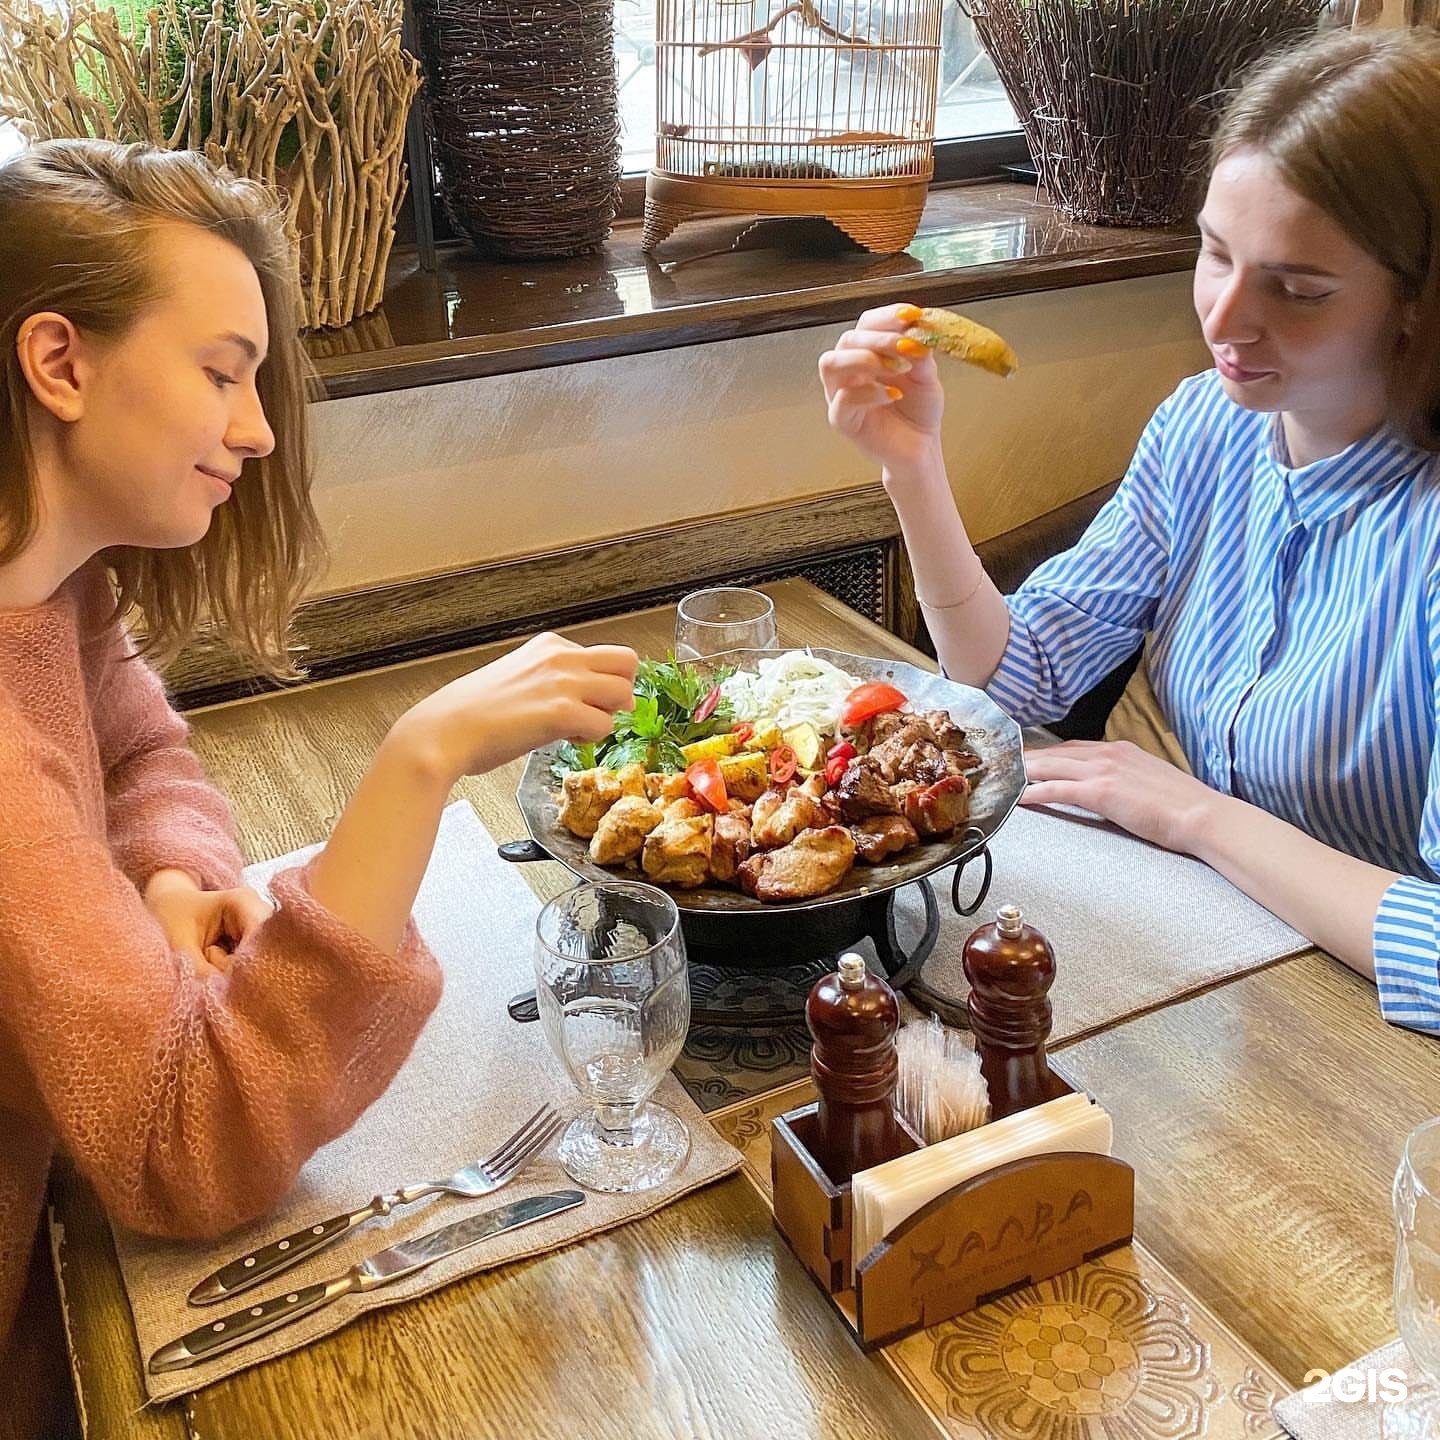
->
[840,681,907,727]
[686,758,729,814]
[824,755,849,788]
[731,722,755,746]
[768,745,798,785]
[693,685,722,724]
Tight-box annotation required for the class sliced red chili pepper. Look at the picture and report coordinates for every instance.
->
[826,740,858,765]
[693,685,722,724]
[730,722,755,746]
[768,745,798,785]
[686,758,729,814]
[824,755,849,788]
[840,681,908,727]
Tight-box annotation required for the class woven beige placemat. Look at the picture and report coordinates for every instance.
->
[111,802,742,1402]
[1273,1338,1436,1440]
[866,797,1311,1046]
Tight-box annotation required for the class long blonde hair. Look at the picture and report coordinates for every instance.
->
[1212,27,1440,452]
[0,139,324,672]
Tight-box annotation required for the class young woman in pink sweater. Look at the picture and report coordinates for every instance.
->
[0,141,638,1358]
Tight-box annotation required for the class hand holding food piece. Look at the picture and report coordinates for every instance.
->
[903,308,1018,378]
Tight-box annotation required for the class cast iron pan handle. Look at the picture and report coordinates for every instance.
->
[950,827,992,917]
[499,839,550,863]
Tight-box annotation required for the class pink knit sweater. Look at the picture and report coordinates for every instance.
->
[0,565,443,1351]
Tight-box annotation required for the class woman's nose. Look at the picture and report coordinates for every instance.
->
[1203,274,1262,347]
[227,386,276,461]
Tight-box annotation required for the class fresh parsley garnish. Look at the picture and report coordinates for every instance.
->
[550,655,736,775]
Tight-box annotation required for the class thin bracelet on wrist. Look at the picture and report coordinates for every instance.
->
[916,568,989,612]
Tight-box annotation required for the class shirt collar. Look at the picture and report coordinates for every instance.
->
[1263,413,1429,531]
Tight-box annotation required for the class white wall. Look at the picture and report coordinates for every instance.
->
[308,269,1208,596]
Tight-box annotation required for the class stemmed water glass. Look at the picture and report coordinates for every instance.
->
[674,586,778,660]
[534,881,691,1194]
[1389,1116,1440,1436]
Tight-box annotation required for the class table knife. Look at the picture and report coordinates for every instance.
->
[149,1189,584,1374]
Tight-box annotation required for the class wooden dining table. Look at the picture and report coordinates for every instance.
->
[49,578,1440,1439]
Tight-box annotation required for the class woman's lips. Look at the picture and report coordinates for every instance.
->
[196,466,235,497]
[1214,353,1275,384]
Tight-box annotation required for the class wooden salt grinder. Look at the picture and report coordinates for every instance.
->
[807,953,902,1186]
[963,903,1067,1121]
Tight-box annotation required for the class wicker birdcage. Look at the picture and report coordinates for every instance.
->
[644,0,943,252]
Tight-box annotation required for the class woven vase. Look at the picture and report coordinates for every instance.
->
[414,0,622,258]
[962,0,1325,227]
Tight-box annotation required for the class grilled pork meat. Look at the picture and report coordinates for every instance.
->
[737,825,856,901]
[834,756,900,821]
[900,774,971,837]
[752,783,829,849]
[851,814,920,863]
[710,811,753,884]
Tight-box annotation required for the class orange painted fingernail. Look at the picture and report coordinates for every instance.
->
[897,304,922,322]
[885,386,904,401]
[896,337,929,358]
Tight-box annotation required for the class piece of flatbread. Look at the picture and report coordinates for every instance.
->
[905,307,1018,377]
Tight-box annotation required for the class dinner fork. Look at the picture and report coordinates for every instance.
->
[187,1103,564,1306]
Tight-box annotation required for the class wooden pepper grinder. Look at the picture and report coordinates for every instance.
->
[806,952,901,1185]
[962,904,1067,1120]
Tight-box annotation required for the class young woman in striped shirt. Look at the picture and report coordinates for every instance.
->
[819,27,1440,1033]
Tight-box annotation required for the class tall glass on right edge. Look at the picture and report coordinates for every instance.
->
[1389,1116,1440,1437]
[534,881,691,1194]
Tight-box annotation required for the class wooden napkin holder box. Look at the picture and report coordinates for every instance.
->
[770,1095,1135,1349]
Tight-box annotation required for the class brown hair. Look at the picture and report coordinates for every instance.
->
[0,139,325,672]
[1211,27,1440,452]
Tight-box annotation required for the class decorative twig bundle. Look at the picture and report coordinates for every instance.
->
[0,0,420,329]
[411,0,621,259]
[962,0,1326,226]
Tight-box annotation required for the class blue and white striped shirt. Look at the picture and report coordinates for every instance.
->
[986,368,1440,1035]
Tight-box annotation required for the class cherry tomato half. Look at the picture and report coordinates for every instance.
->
[824,755,849,788]
[693,685,722,724]
[840,681,907,727]
[826,740,858,765]
[768,745,798,785]
[686,758,729,814]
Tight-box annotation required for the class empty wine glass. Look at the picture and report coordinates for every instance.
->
[535,881,691,1194]
[674,587,778,661]
[1388,1117,1440,1437]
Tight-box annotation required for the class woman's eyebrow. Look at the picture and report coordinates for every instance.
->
[212,331,265,363]
[1195,216,1339,278]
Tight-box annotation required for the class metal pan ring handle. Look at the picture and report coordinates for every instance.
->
[950,827,992,917]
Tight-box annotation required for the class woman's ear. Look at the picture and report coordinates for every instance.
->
[15,312,85,423]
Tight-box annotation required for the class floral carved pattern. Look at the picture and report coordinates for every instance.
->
[931,1263,1222,1440]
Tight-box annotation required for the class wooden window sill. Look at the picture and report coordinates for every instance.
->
[305,177,1199,401]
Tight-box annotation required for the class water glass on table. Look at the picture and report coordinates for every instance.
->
[1389,1115,1440,1436]
[674,586,778,660]
[534,881,691,1194]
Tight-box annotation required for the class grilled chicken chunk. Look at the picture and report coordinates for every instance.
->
[663,797,705,821]
[710,811,753,884]
[901,774,971,837]
[559,767,623,838]
[851,814,919,863]
[834,756,900,820]
[588,795,663,865]
[752,783,829,849]
[642,813,714,887]
[646,771,691,803]
[738,825,857,901]
[616,762,649,798]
